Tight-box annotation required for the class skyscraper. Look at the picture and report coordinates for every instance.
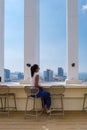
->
[4,69,11,82]
[58,67,64,77]
[18,72,24,80]
[44,69,53,82]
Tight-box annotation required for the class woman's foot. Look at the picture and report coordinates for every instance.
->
[46,109,51,114]
[44,105,51,114]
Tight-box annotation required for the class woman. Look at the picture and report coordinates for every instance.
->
[31,64,51,113]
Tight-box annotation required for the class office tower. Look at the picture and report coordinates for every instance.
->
[58,67,64,77]
[4,69,10,82]
[44,71,47,81]
[44,69,53,82]
[18,72,24,80]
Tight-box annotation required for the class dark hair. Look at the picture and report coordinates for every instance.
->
[31,64,39,77]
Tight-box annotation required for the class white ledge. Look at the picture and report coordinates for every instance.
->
[0,82,87,89]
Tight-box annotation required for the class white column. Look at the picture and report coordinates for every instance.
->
[66,0,81,84]
[24,0,39,82]
[0,0,4,82]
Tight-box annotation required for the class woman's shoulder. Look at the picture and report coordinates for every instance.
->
[34,72,39,77]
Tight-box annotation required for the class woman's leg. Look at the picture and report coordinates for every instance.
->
[37,90,51,109]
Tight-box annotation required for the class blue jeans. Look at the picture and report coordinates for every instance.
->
[37,88,51,109]
[31,88,51,109]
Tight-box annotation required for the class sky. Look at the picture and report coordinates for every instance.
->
[4,0,87,74]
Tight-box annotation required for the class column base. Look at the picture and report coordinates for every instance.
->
[65,79,82,84]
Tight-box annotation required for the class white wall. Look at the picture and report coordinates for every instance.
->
[7,85,87,111]
[0,0,4,82]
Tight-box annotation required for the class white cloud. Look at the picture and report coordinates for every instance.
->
[82,4,87,11]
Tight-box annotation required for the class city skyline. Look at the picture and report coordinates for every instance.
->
[4,67,66,82]
[4,67,87,82]
[4,0,87,73]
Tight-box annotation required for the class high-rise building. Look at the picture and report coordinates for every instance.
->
[4,69,11,82]
[18,72,24,80]
[43,71,47,81]
[44,69,53,82]
[58,67,64,77]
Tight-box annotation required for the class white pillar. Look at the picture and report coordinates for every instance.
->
[0,0,4,82]
[24,0,39,82]
[66,0,81,84]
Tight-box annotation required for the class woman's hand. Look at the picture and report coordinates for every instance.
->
[38,86,43,91]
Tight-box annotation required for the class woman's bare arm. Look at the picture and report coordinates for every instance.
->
[35,75,39,87]
[35,75,43,90]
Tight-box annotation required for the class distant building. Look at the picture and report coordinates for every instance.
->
[10,72,18,82]
[4,69,11,82]
[4,69,24,82]
[44,71,47,81]
[58,67,64,77]
[10,72,24,82]
[18,72,24,80]
[44,69,53,82]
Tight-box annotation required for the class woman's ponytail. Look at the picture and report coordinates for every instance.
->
[30,64,39,77]
[31,66,34,77]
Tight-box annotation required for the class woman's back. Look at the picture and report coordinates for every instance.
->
[31,72,39,87]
